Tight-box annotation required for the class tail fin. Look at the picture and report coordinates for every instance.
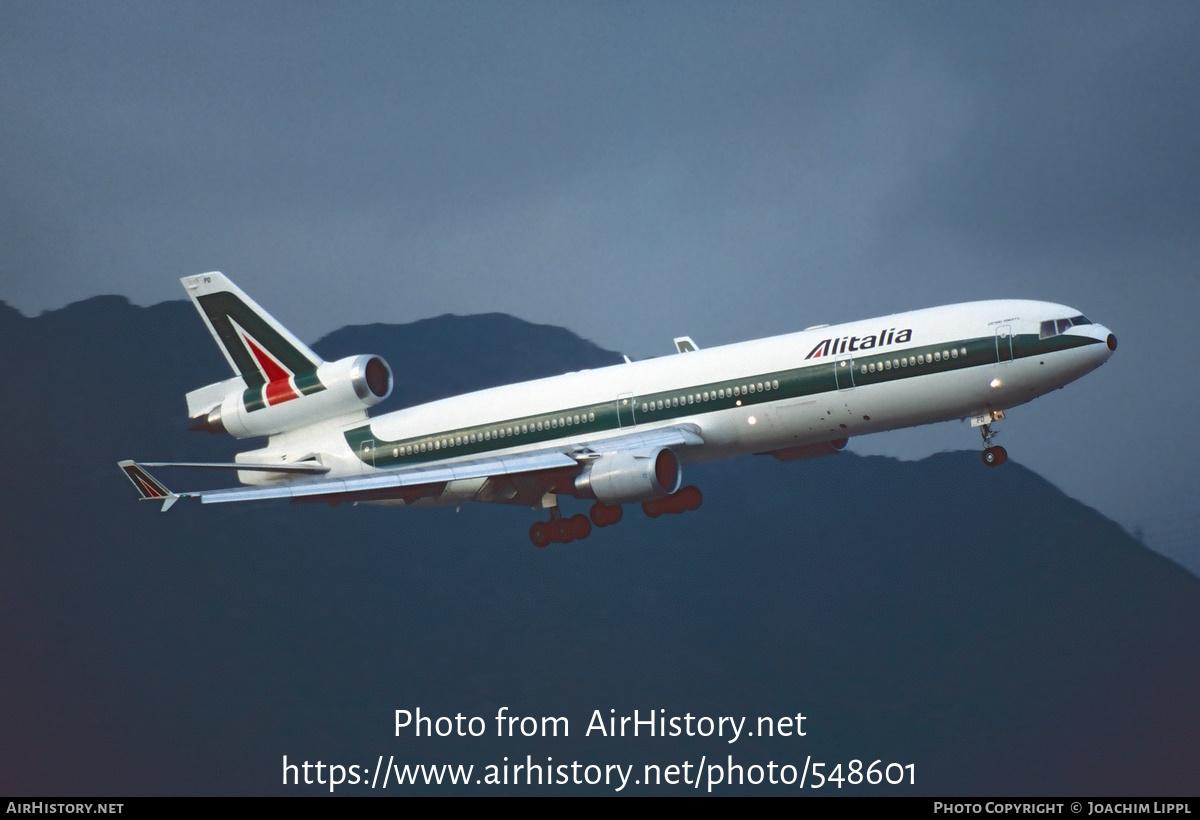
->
[181,272,323,390]
[118,461,180,512]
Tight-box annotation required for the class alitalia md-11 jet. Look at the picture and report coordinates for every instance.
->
[120,272,1117,547]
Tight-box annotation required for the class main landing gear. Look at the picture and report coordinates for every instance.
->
[526,486,704,547]
[641,485,703,517]
[590,502,623,528]
[529,508,592,548]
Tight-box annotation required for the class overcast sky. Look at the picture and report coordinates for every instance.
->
[2,1,1197,572]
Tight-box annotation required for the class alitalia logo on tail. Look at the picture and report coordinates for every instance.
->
[228,317,301,407]
[192,284,326,412]
[805,327,913,359]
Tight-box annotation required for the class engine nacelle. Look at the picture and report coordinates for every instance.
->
[574,447,682,505]
[191,354,393,439]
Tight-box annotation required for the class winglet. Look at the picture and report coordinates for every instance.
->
[118,461,180,512]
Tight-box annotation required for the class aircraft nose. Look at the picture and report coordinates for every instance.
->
[1089,324,1117,363]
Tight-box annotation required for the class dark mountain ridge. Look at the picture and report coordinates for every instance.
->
[0,297,1196,795]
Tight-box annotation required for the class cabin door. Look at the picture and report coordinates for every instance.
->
[834,355,856,390]
[617,392,637,428]
[996,326,1014,363]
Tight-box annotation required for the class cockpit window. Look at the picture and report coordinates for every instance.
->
[1040,314,1094,339]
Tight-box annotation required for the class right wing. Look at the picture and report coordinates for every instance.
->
[119,423,704,511]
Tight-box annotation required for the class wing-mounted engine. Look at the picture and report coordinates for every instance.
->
[189,354,393,438]
[573,446,682,505]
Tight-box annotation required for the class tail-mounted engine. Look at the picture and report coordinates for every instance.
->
[573,447,682,505]
[189,354,393,438]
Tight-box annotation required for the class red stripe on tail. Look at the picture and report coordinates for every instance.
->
[244,335,300,405]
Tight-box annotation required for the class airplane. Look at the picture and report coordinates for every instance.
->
[120,272,1117,547]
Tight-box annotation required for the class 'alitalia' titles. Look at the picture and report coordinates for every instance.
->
[805,327,913,359]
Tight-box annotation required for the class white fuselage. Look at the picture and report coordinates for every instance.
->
[246,299,1115,498]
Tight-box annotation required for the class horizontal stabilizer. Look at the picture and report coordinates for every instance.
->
[186,376,246,419]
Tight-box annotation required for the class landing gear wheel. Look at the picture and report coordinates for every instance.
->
[982,445,1007,467]
[529,522,551,548]
[569,514,591,540]
[590,503,622,527]
[642,498,663,518]
[554,519,573,542]
[680,485,703,511]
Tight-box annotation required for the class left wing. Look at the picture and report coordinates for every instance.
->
[119,423,704,511]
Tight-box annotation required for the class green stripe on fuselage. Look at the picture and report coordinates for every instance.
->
[345,332,1101,467]
[346,401,618,469]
